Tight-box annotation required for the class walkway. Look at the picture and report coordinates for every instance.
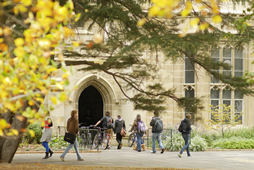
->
[12,147,254,170]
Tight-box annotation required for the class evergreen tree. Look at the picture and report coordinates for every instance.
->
[63,0,254,116]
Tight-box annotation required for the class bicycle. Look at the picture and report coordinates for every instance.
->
[92,126,110,150]
[78,125,93,150]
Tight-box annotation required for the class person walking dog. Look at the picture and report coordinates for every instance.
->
[40,117,54,159]
[149,111,165,154]
[60,110,84,162]
[178,113,192,158]
[114,115,126,149]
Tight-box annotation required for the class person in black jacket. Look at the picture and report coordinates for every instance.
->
[178,114,192,158]
[114,115,126,149]
[149,111,165,154]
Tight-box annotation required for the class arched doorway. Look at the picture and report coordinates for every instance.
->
[78,85,103,126]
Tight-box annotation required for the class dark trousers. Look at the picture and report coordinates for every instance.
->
[116,133,122,147]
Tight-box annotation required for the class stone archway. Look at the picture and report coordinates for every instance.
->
[72,75,118,123]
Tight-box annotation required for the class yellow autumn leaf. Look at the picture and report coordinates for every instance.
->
[0,38,4,43]
[148,6,160,17]
[11,129,19,136]
[56,83,64,90]
[0,129,3,136]
[181,9,190,17]
[137,18,146,27]
[199,22,209,30]
[72,42,79,47]
[41,121,45,128]
[29,130,35,137]
[17,4,28,13]
[46,67,57,74]
[50,96,58,104]
[190,18,200,27]
[212,15,222,23]
[22,0,32,6]
[62,72,70,79]
[75,13,81,22]
[0,119,7,129]
[28,100,35,106]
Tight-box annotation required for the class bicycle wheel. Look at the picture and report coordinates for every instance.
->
[128,133,135,147]
[86,133,93,150]
[79,133,86,149]
[93,134,99,149]
[101,136,108,150]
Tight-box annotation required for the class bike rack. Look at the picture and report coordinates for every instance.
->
[78,128,100,151]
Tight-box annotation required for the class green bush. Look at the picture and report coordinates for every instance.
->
[190,135,207,151]
[223,127,254,139]
[212,137,254,149]
[49,134,69,148]
[162,131,207,152]
[22,123,42,144]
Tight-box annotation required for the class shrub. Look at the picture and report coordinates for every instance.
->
[223,127,254,139]
[49,134,69,148]
[190,135,207,151]
[22,123,42,144]
[163,131,207,151]
[212,137,254,149]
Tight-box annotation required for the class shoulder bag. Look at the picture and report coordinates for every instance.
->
[64,132,76,144]
[120,120,127,137]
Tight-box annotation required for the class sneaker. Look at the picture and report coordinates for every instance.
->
[138,150,141,152]
[151,151,156,153]
[60,156,65,162]
[178,154,182,158]
[78,159,84,161]
[161,148,165,154]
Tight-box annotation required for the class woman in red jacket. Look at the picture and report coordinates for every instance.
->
[40,117,53,159]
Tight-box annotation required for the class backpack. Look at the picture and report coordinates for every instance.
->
[154,119,163,132]
[178,123,183,133]
[137,121,146,133]
[106,116,113,129]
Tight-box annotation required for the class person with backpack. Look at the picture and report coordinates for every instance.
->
[149,111,165,154]
[130,114,146,152]
[94,111,114,149]
[178,113,192,158]
[114,115,126,149]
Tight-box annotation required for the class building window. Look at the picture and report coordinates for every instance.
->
[210,87,243,123]
[185,56,194,83]
[211,48,243,83]
[184,55,195,123]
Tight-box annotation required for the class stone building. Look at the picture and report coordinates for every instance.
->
[43,2,254,134]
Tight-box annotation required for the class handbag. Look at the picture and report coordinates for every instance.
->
[120,120,127,137]
[64,132,76,144]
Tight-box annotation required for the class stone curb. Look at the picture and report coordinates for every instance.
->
[16,150,101,154]
[145,147,254,152]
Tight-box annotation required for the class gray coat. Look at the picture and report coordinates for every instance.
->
[40,128,52,143]
[114,118,126,133]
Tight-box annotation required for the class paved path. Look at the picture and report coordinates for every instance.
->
[12,147,254,170]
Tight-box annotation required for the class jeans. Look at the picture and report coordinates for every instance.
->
[136,133,144,151]
[61,138,82,160]
[41,141,49,152]
[152,133,164,152]
[180,133,190,156]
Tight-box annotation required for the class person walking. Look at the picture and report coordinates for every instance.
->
[40,117,54,159]
[94,111,114,149]
[130,114,146,152]
[114,115,126,149]
[60,110,84,162]
[150,111,165,154]
[178,113,192,158]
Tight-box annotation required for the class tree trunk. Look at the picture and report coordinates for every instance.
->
[0,114,27,163]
